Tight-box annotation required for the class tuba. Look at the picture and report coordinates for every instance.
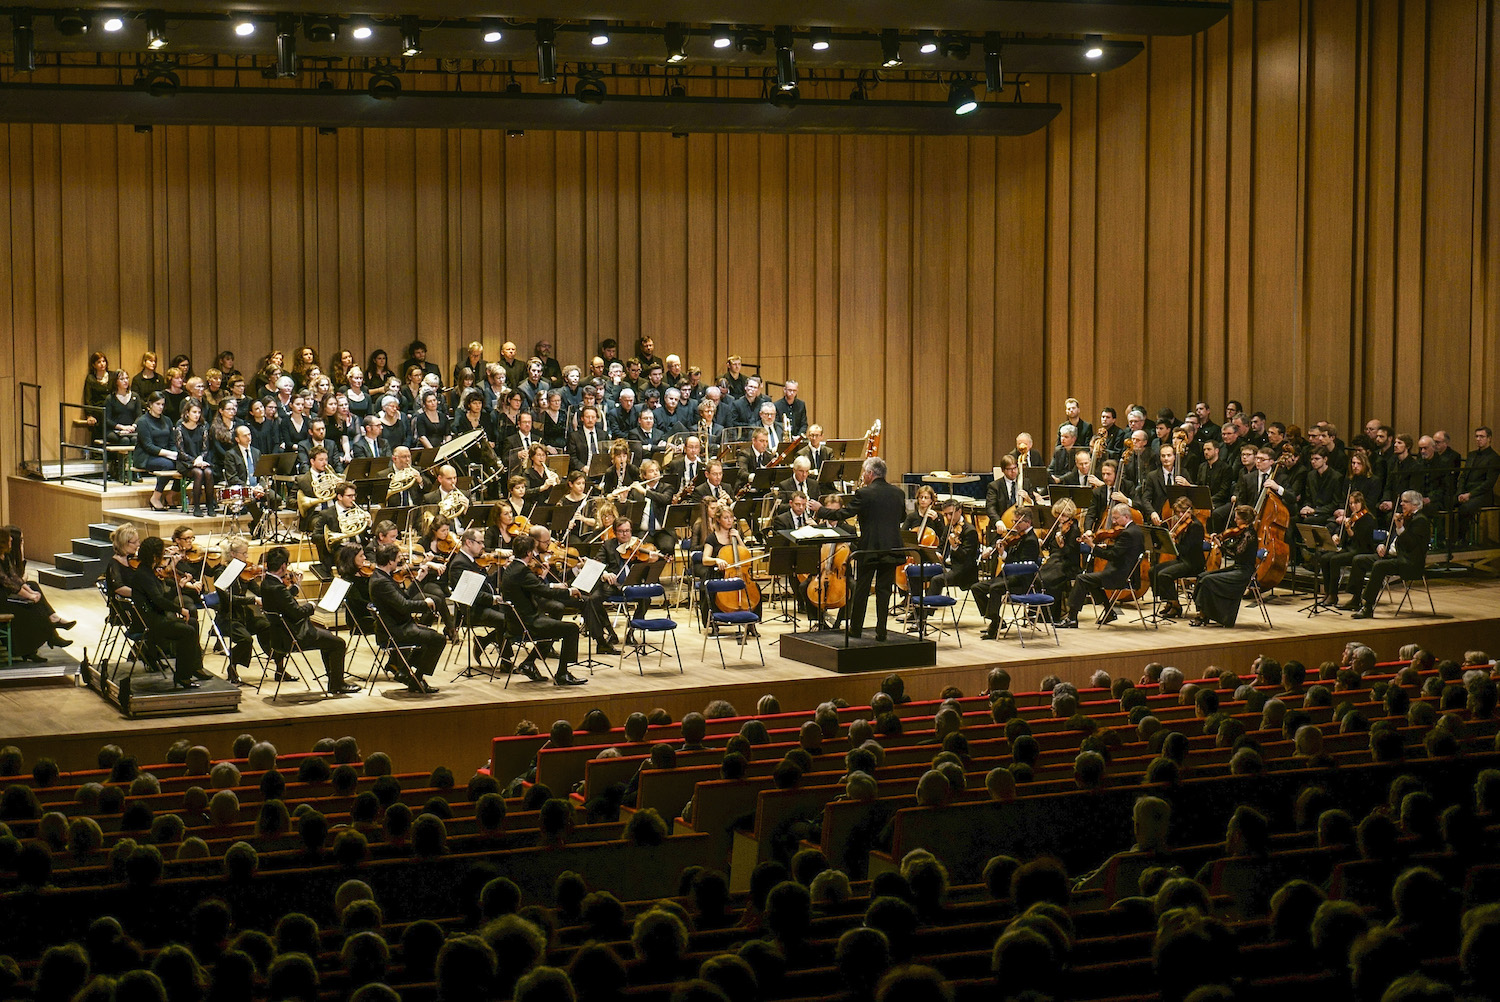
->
[387,465,422,500]
[297,470,340,517]
[324,503,372,550]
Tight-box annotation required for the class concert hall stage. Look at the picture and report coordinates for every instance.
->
[6,571,1500,774]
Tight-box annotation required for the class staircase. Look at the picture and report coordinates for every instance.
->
[38,522,118,590]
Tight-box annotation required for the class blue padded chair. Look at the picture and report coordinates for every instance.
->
[618,584,682,675]
[905,562,961,646]
[702,578,764,668]
[992,559,1041,631]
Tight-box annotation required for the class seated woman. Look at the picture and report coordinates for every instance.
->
[130,535,208,689]
[1190,505,1260,628]
[701,501,761,634]
[133,392,177,512]
[1150,495,1207,620]
[104,523,141,622]
[174,399,219,517]
[0,526,75,660]
[335,541,376,638]
[103,369,141,454]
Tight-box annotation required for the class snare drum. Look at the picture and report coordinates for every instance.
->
[222,485,248,506]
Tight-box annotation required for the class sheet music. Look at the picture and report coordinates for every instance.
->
[316,577,350,614]
[790,526,840,540]
[450,570,486,608]
[214,559,245,591]
[572,557,606,592]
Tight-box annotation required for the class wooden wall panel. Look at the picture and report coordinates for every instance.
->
[3,0,1497,518]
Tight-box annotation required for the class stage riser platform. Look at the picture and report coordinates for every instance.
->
[17,612,1500,773]
[780,631,938,672]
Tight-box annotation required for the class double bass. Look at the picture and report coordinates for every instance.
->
[1252,487,1292,589]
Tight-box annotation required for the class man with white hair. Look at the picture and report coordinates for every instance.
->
[1062,503,1145,628]
[1049,424,1081,483]
[655,386,688,435]
[1347,490,1430,619]
[776,457,822,515]
[817,457,906,641]
[608,387,638,439]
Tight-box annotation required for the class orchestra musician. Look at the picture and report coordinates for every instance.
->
[310,481,363,574]
[701,502,763,629]
[568,404,607,472]
[905,486,940,532]
[1096,407,1127,460]
[817,457,905,641]
[926,501,980,596]
[619,459,677,567]
[665,435,706,496]
[422,465,467,513]
[130,535,209,689]
[1315,489,1377,609]
[368,543,445,693]
[970,509,1041,640]
[1087,460,1129,528]
[295,447,338,533]
[216,535,271,686]
[1199,439,1236,526]
[446,527,519,669]
[692,459,734,508]
[984,457,1030,531]
[771,490,814,532]
[600,441,639,498]
[260,545,357,693]
[1058,450,1096,488]
[1345,490,1430,619]
[1061,503,1145,628]
[1036,497,1084,616]
[1006,432,1045,469]
[222,424,274,538]
[486,502,527,554]
[1048,424,1083,483]
[1298,446,1346,526]
[1188,505,1259,628]
[499,534,589,685]
[523,444,561,495]
[738,428,777,491]
[1141,444,1193,523]
[531,525,620,655]
[775,457,822,515]
[1150,496,1206,620]
[386,447,427,508]
[415,516,462,641]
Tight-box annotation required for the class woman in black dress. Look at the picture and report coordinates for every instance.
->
[103,369,141,447]
[378,394,409,453]
[411,390,450,451]
[1190,505,1259,627]
[366,349,394,387]
[1346,449,1382,513]
[82,351,112,442]
[133,393,177,511]
[175,399,218,517]
[131,535,207,689]
[0,526,75,661]
[1151,495,1207,620]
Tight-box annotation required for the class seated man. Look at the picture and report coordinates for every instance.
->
[500,534,589,685]
[1346,490,1431,619]
[259,546,356,694]
[367,542,446,693]
[969,509,1041,639]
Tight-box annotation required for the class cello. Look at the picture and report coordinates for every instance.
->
[803,541,850,612]
[714,538,761,613]
[895,512,939,593]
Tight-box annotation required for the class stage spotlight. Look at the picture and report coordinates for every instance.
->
[589,20,609,46]
[880,29,901,68]
[234,18,255,36]
[664,22,686,63]
[400,17,421,56]
[138,62,180,96]
[809,27,830,51]
[481,18,503,43]
[710,24,731,49]
[349,18,373,40]
[368,65,400,99]
[102,15,124,32]
[917,29,938,54]
[949,80,977,115]
[146,11,168,50]
[1084,33,1104,59]
[304,17,337,43]
[735,29,765,54]
[773,25,796,91]
[984,32,1003,92]
[942,34,971,59]
[536,19,557,83]
[275,16,297,77]
[56,12,91,37]
[11,14,34,72]
[575,76,605,103]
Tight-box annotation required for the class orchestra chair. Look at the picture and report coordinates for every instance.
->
[109,597,174,684]
[997,562,1059,648]
[367,603,428,694]
[1376,568,1436,618]
[259,611,326,699]
[991,560,1041,630]
[200,590,233,660]
[94,580,129,677]
[904,563,962,648]
[617,584,682,676]
[702,578,764,668]
[1095,576,1154,632]
[0,614,12,668]
[499,603,555,690]
[337,594,381,664]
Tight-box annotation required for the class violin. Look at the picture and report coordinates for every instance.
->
[239,563,266,582]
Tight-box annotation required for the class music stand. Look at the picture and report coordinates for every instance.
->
[1022,466,1051,499]
[586,453,612,478]
[254,454,297,543]
[344,457,375,480]
[412,447,440,469]
[353,478,387,508]
[746,468,779,496]
[1165,484,1213,512]
[818,459,865,490]
[1050,486,1098,522]
[546,454,571,478]
[1295,524,1341,617]
[369,456,393,476]
[1142,526,1178,623]
[766,540,822,629]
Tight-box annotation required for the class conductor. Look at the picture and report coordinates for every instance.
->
[818,456,906,641]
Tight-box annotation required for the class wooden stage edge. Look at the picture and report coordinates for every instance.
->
[7,581,1500,774]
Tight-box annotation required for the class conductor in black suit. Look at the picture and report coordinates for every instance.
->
[817,456,906,641]
[260,546,356,693]
[1062,504,1145,627]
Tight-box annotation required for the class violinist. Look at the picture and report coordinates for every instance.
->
[504,476,531,520]
[104,524,141,618]
[446,528,514,664]
[1189,505,1259,628]
[1037,498,1084,616]
[1150,496,1206,620]
[970,509,1040,640]
[130,535,210,689]
[1346,490,1430,619]
[1142,445,1193,523]
[1061,503,1145,628]
[368,543,445,693]
[335,542,375,640]
[533,524,620,655]
[217,535,271,686]
[260,546,357,693]
[415,515,461,642]
[482,506,523,557]
[928,500,981,596]
[1316,489,1376,609]
[168,525,207,619]
[498,534,588,685]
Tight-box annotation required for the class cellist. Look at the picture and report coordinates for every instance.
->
[703,501,761,633]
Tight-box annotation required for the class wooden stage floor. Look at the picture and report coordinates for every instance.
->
[5,570,1499,773]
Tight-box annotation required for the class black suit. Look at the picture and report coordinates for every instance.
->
[296,438,344,475]
[222,443,273,531]
[970,528,1040,623]
[820,477,906,638]
[1457,446,1500,537]
[773,397,808,436]
[984,475,1026,528]
[1319,511,1377,602]
[1067,522,1145,621]
[569,425,608,472]
[1150,520,1206,607]
[260,571,348,688]
[368,569,446,678]
[350,435,391,461]
[1347,513,1431,611]
[446,550,509,650]
[500,558,580,677]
